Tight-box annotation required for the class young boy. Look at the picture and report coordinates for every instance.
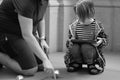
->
[64,0,108,75]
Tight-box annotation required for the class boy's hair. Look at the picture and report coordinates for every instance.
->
[74,0,95,22]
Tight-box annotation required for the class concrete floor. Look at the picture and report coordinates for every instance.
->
[0,52,120,80]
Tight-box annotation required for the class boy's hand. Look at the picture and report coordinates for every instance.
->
[94,38,103,46]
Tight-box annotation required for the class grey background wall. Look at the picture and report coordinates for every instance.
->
[46,0,120,53]
[0,0,120,53]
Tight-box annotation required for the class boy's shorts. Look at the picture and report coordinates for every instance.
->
[70,43,97,64]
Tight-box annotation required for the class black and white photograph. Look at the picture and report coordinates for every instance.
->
[0,0,120,80]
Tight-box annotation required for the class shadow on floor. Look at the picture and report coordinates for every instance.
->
[0,52,120,80]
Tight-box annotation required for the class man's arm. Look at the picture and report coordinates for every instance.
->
[18,14,53,72]
[37,18,49,54]
[37,18,46,40]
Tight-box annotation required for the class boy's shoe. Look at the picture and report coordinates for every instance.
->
[67,63,82,72]
[88,64,104,75]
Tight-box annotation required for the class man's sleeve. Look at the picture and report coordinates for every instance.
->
[12,0,35,18]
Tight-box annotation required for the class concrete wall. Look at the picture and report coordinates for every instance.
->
[0,0,120,53]
[47,0,78,52]
[47,0,120,53]
[93,0,120,52]
[0,0,2,4]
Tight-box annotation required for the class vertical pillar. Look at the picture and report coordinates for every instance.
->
[47,0,120,53]
[62,0,78,52]
[48,0,60,53]
[0,0,2,4]
[56,0,64,52]
[111,0,120,52]
[47,0,78,52]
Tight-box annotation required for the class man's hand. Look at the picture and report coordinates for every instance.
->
[40,39,49,54]
[43,59,54,74]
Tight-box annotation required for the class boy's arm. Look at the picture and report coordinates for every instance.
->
[97,30,108,47]
[66,22,77,48]
[68,19,79,40]
[68,25,75,40]
[95,23,108,47]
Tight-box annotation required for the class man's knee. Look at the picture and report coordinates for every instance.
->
[21,66,38,76]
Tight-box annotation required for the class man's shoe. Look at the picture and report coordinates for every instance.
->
[0,64,3,69]
[37,64,44,72]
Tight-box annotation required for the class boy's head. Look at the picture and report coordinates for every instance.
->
[74,0,95,22]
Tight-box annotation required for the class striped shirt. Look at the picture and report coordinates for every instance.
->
[75,21,96,41]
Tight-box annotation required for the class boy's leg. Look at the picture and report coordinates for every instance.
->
[81,44,104,74]
[65,44,82,72]
[81,44,96,64]
[70,44,82,63]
